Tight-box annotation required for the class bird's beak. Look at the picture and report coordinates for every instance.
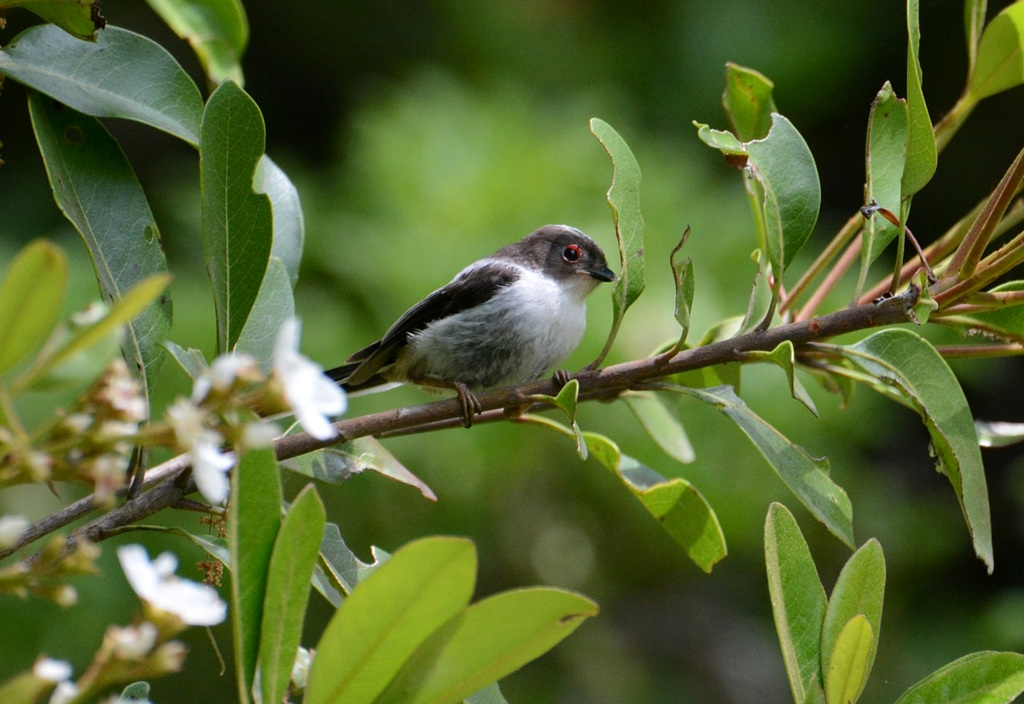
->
[586,265,616,283]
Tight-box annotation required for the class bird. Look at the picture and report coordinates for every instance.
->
[326,224,616,426]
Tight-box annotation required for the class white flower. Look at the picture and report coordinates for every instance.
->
[272,318,346,440]
[192,438,235,504]
[0,514,29,549]
[112,622,158,659]
[117,545,227,626]
[49,681,78,704]
[98,359,148,422]
[34,658,72,683]
[241,420,280,449]
[166,398,235,504]
[192,353,261,403]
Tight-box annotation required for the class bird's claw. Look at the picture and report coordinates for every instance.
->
[552,369,572,389]
[455,382,482,428]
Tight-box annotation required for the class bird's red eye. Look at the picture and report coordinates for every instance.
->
[562,244,582,263]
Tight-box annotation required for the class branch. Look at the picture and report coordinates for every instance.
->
[9,289,918,563]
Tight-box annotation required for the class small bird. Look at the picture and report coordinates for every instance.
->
[326,224,616,425]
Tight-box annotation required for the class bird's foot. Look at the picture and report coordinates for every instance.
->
[552,369,573,390]
[454,381,482,428]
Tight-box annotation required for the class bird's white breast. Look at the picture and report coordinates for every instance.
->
[401,266,591,389]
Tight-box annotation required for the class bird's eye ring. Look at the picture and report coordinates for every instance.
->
[562,244,583,263]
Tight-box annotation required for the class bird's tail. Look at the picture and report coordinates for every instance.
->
[324,362,401,397]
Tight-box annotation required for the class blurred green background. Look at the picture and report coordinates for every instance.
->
[3,1,1024,702]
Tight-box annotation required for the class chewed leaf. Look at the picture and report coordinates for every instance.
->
[590,118,645,366]
[281,437,436,501]
[844,328,992,572]
[3,0,106,39]
[584,432,726,572]
[861,82,908,273]
[745,114,821,274]
[669,228,695,347]
[722,62,777,141]
[674,385,853,547]
[163,341,208,380]
[255,154,305,286]
[530,380,587,459]
[312,522,382,605]
[742,341,817,416]
[693,121,748,156]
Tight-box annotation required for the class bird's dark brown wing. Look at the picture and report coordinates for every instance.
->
[331,260,520,387]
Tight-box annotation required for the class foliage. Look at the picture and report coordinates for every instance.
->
[1,0,1024,702]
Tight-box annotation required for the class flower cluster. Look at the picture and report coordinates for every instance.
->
[165,318,347,504]
[0,358,147,504]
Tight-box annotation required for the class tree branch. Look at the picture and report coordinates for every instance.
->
[7,288,918,564]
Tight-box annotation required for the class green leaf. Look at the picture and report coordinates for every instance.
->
[764,503,828,704]
[861,82,908,269]
[893,651,1024,704]
[374,587,598,704]
[120,681,150,700]
[21,274,171,391]
[531,379,586,459]
[678,385,854,547]
[234,257,293,365]
[0,0,106,40]
[306,536,476,704]
[0,240,67,375]
[623,392,695,464]
[844,329,993,572]
[260,484,326,704]
[745,113,821,274]
[693,121,749,156]
[30,93,172,401]
[669,228,695,346]
[228,447,282,704]
[584,431,726,572]
[0,25,204,145]
[281,436,436,501]
[970,2,1024,101]
[722,62,777,141]
[940,283,1024,344]
[821,539,885,702]
[311,522,381,606]
[902,0,937,196]
[0,669,54,704]
[144,0,248,85]
[200,80,273,353]
[464,682,508,704]
[255,154,305,286]
[590,118,645,365]
[824,615,873,704]
[162,340,208,380]
[742,341,818,416]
